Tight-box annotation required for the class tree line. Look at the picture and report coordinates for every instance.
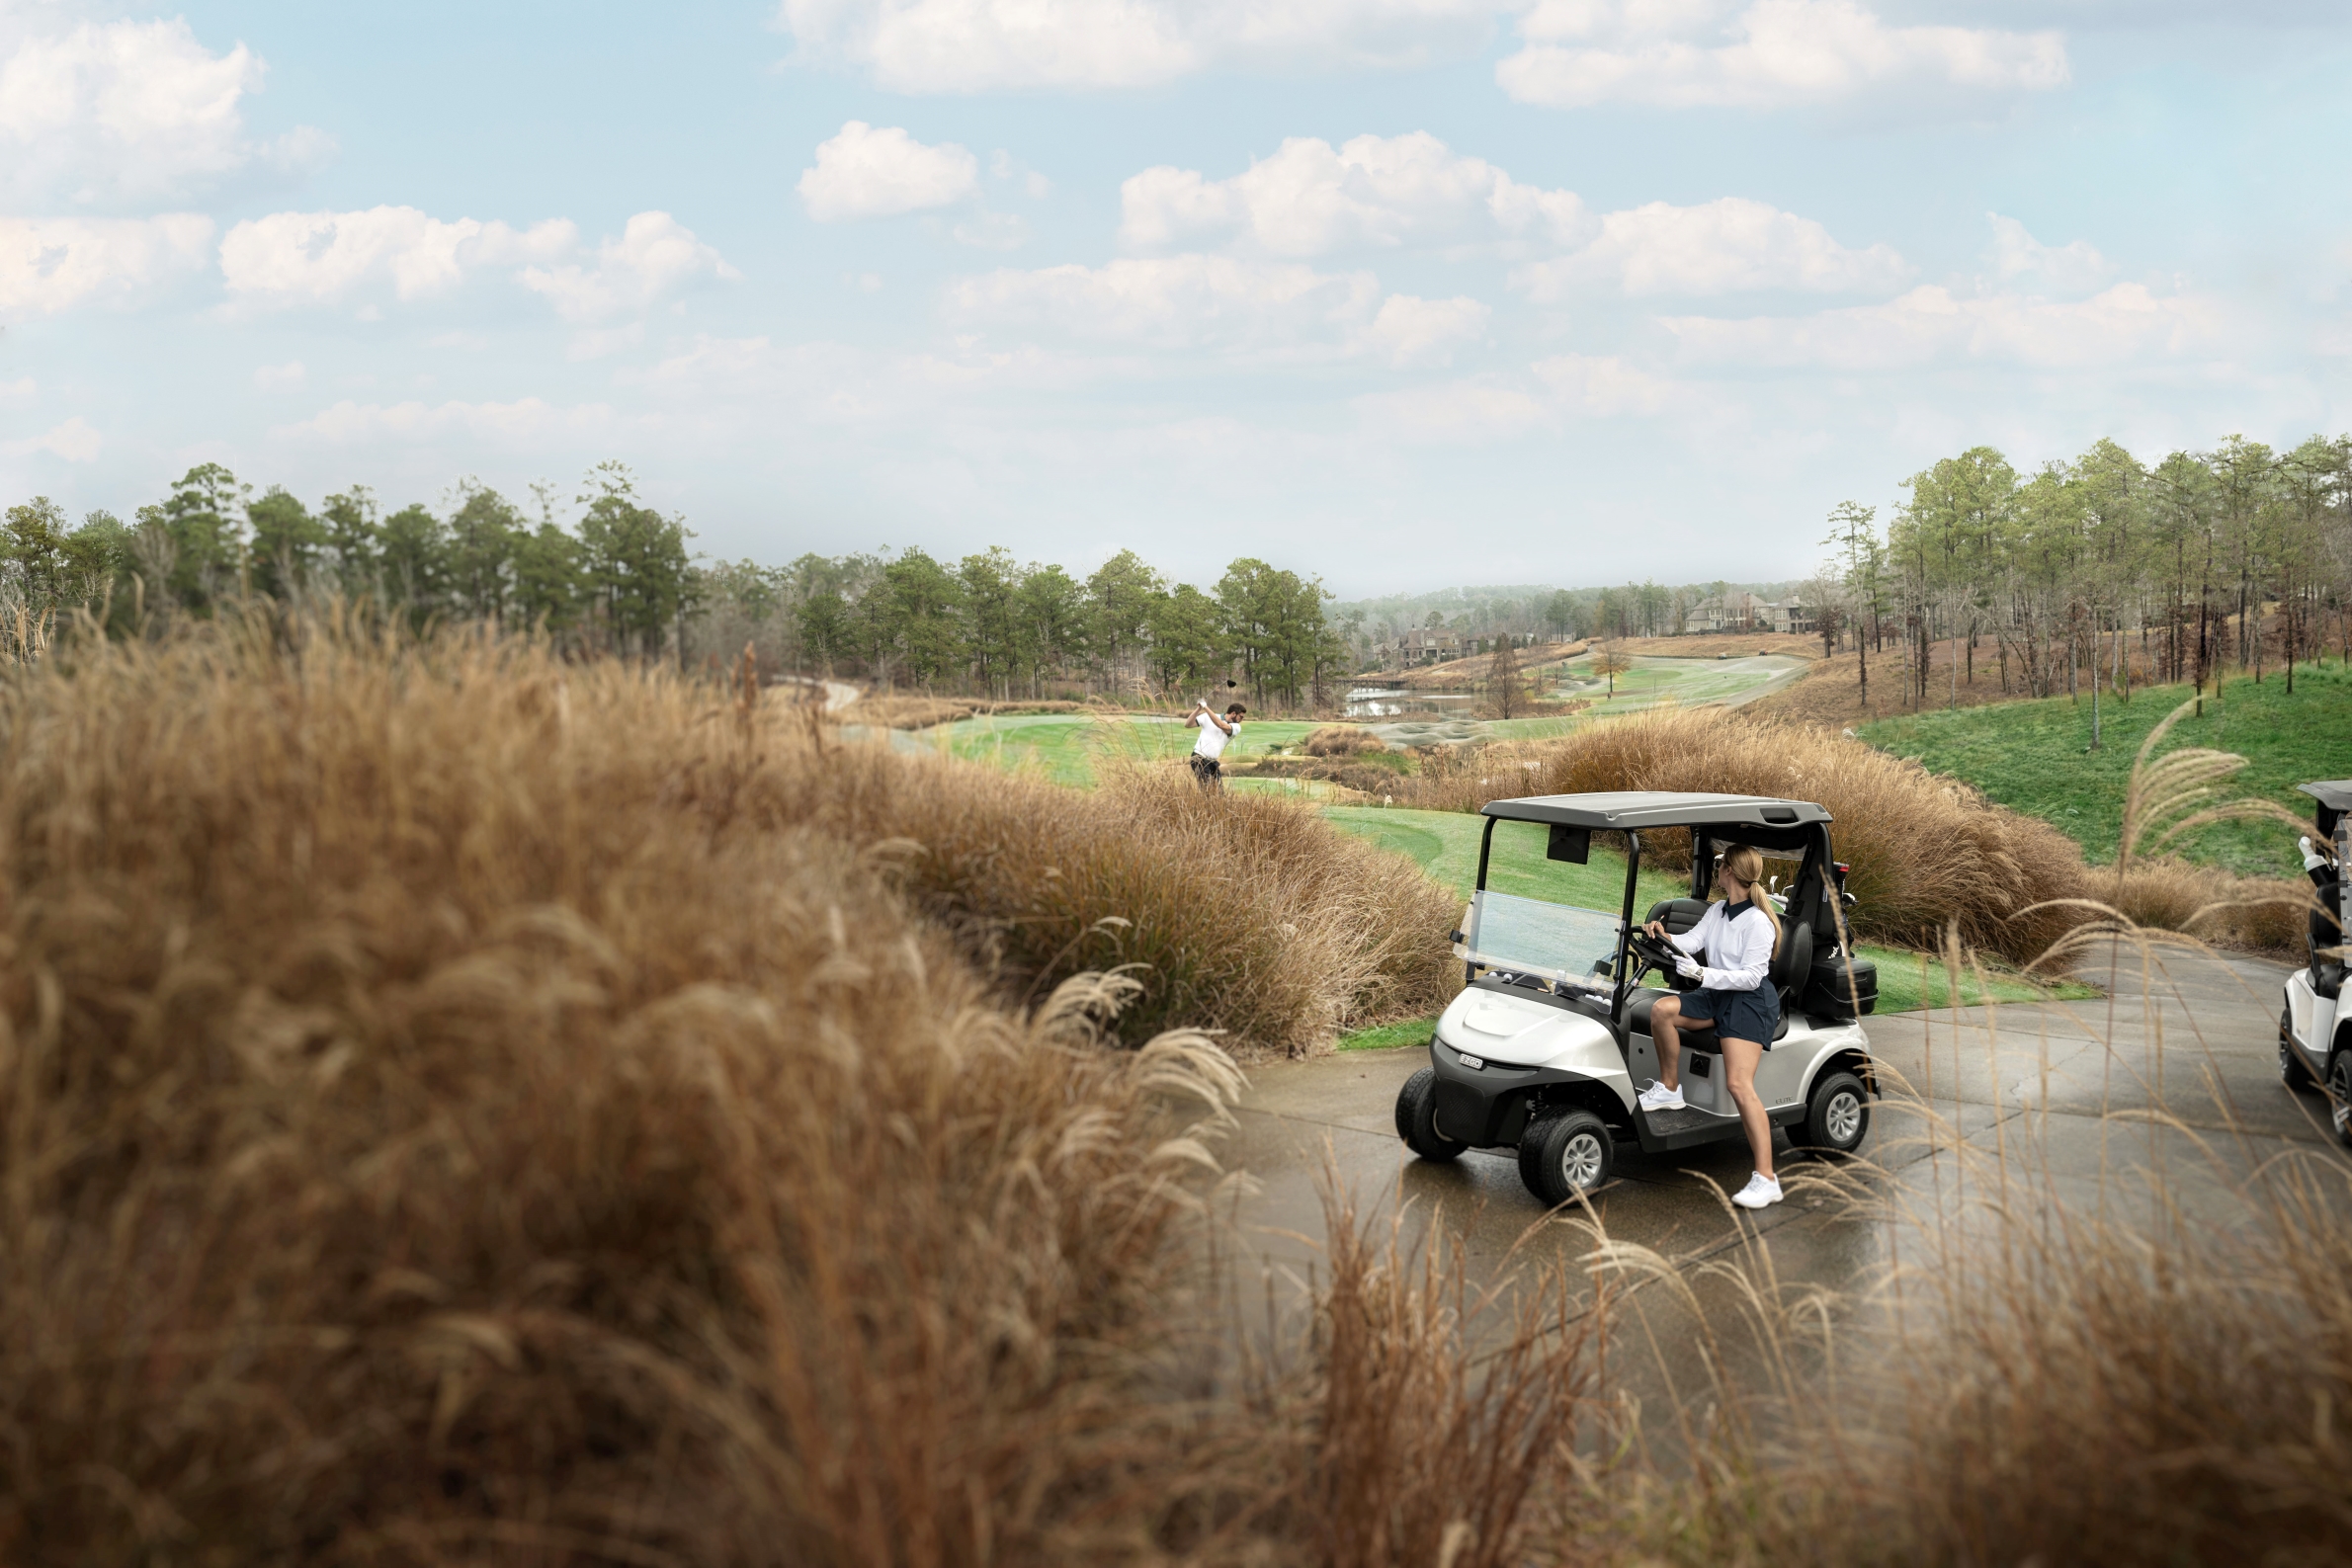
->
[696,546,1349,706]
[1,464,1351,708]
[1814,433,2352,718]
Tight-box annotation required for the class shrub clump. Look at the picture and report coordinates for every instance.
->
[1399,706,2089,962]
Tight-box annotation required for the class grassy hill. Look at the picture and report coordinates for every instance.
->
[1857,661,2351,875]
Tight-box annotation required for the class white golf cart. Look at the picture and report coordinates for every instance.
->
[1393,791,1882,1206]
[2280,781,2351,1143]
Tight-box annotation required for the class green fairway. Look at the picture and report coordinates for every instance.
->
[934,713,1324,786]
[1323,805,2090,1028]
[1553,654,1800,714]
[1858,661,2352,875]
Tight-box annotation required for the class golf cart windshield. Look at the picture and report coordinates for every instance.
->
[1457,890,1623,994]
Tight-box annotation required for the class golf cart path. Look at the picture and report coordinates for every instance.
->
[1212,944,2339,1386]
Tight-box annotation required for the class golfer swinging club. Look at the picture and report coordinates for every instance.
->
[1636,844,1787,1210]
[1188,694,1244,790]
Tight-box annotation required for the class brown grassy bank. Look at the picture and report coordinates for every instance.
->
[0,616,1491,1565]
[1398,705,2310,962]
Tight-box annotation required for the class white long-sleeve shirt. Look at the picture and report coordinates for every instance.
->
[1668,897,1778,992]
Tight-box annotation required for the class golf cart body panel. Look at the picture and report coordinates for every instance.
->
[2282,783,2350,1141]
[1409,790,1880,1196]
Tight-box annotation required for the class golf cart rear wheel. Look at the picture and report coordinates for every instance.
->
[2328,1052,2352,1150]
[1518,1110,1613,1207]
[1395,1068,1466,1163]
[1800,1070,1871,1159]
[2282,1006,2316,1092]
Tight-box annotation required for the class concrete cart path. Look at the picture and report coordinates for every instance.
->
[1209,944,2345,1398]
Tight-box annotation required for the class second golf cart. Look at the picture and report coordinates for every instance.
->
[1394,791,1882,1206]
[2279,780,2350,1142]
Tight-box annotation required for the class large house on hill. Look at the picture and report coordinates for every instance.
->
[1687,592,1814,636]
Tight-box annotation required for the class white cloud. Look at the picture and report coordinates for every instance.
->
[1358,351,1688,443]
[220,206,575,304]
[2,417,102,462]
[0,213,213,315]
[254,361,306,390]
[217,207,733,323]
[1986,212,2114,295]
[1366,293,1490,365]
[1515,197,1909,297]
[950,253,1493,370]
[519,212,740,322]
[1121,131,1586,257]
[272,396,637,446]
[1498,0,2069,109]
[1661,282,2218,370]
[0,19,326,205]
[798,121,979,219]
[778,0,1499,92]
[1531,352,1678,414]
[0,376,32,406]
[951,254,1380,355]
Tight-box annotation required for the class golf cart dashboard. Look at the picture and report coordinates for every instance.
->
[1470,969,1616,1026]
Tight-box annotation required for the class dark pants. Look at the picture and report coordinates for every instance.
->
[1189,755,1222,790]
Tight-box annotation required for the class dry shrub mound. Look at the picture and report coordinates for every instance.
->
[0,619,1473,1564]
[1302,725,1383,758]
[787,746,1457,1054]
[1404,706,2085,962]
[0,621,1257,1563]
[2108,858,2311,951]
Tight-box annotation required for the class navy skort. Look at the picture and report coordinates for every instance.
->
[1679,983,1779,1049]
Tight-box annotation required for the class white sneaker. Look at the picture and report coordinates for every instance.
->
[1638,1080,1684,1112]
[1730,1173,1784,1210]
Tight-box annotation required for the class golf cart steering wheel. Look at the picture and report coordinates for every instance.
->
[1625,929,1685,982]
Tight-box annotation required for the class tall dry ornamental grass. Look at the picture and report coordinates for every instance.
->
[0,614,1464,1564]
[1404,704,2314,962]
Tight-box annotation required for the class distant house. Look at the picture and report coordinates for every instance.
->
[1688,593,1813,636]
[1385,629,1545,667]
[1390,629,1467,667]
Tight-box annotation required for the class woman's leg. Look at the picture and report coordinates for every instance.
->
[1721,1035,1773,1180]
[1649,997,1715,1092]
[1650,995,1682,1090]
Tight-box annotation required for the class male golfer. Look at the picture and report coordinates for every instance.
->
[1188,699,1244,790]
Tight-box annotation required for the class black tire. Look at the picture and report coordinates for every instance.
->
[1395,1068,1466,1163]
[1799,1070,1871,1159]
[2283,1006,2317,1092]
[2328,1052,2352,1150]
[1517,1109,1614,1207]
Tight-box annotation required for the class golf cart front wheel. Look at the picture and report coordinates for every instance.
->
[1395,1068,1466,1163]
[2328,1052,2352,1150]
[1801,1070,1871,1159]
[1518,1110,1613,1207]
[2282,1007,2316,1092]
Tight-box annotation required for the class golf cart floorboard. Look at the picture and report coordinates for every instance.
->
[1633,1100,1806,1152]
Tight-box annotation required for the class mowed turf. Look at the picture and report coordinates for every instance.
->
[933,713,1325,786]
[1858,660,2352,875]
[1320,804,2089,1037]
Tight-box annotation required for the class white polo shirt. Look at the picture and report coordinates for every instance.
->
[1668,897,1777,992]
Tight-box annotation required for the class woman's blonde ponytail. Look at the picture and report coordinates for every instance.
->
[1719,843,1783,940]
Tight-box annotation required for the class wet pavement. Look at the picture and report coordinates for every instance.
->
[1210,943,2346,1398]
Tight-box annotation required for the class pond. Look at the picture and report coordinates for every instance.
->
[1345,685,1481,718]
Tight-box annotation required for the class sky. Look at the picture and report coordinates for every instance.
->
[4,0,2350,598]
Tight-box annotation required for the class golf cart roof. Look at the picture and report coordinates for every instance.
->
[2298,781,2352,811]
[1480,791,1833,832]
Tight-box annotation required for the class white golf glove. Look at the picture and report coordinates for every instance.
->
[1673,953,1703,980]
[2304,836,2330,871]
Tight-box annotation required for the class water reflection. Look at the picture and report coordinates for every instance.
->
[1344,686,1481,718]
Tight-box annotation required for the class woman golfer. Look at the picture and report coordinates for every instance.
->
[1635,844,1786,1210]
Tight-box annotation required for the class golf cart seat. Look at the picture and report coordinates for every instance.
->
[1628,909,1809,1046]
